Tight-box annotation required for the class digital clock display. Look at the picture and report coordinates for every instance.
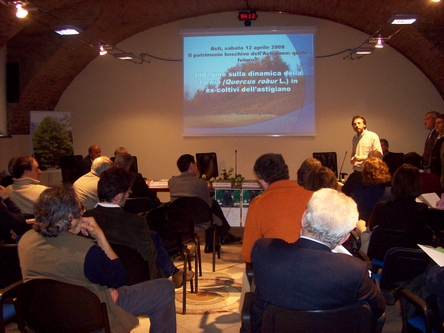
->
[238,10,257,21]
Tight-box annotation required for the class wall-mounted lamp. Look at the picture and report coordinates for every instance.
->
[52,25,82,36]
[0,0,35,18]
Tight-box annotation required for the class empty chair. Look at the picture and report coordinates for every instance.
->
[146,205,198,314]
[14,279,111,333]
[170,196,220,272]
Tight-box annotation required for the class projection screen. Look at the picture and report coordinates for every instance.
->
[181,26,317,137]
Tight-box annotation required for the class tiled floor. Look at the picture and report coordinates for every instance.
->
[6,227,404,332]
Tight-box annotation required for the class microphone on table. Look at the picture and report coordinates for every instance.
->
[338,151,347,181]
[235,150,237,176]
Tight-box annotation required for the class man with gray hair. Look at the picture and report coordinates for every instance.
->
[250,188,385,332]
[73,156,113,210]
[423,111,440,172]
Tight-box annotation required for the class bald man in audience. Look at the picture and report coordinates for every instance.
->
[6,156,48,215]
[73,156,113,210]
[77,144,101,178]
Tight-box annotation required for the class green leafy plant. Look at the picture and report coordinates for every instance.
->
[203,168,245,186]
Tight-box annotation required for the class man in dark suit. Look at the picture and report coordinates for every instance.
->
[423,111,439,172]
[84,167,193,288]
[250,188,385,333]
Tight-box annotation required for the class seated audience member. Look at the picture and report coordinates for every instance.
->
[77,145,101,178]
[0,158,16,187]
[169,154,240,251]
[367,164,432,244]
[242,153,313,263]
[73,156,113,210]
[427,265,444,324]
[296,157,322,187]
[84,167,193,288]
[351,157,392,221]
[0,185,30,243]
[250,188,385,332]
[380,139,404,176]
[114,151,161,207]
[18,185,176,332]
[6,156,48,215]
[403,152,442,196]
[304,166,341,191]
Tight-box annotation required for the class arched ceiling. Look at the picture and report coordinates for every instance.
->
[1,0,443,134]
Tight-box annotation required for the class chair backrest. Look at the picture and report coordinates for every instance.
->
[59,155,83,184]
[170,197,213,225]
[15,279,111,333]
[0,244,21,289]
[379,248,431,290]
[313,152,338,178]
[367,227,432,264]
[261,301,373,333]
[146,205,195,254]
[110,243,150,285]
[196,152,218,179]
[123,197,153,215]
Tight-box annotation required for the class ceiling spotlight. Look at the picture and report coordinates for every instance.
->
[113,53,135,60]
[99,45,107,56]
[375,36,384,49]
[387,14,420,25]
[52,25,82,36]
[15,3,27,18]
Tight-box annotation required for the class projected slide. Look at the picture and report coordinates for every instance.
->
[182,27,316,136]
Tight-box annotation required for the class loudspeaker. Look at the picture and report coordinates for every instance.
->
[6,62,19,103]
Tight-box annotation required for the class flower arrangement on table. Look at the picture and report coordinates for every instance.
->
[202,168,245,186]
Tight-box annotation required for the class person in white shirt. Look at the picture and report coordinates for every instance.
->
[6,156,48,215]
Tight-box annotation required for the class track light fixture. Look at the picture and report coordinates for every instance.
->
[15,3,27,18]
[99,45,107,56]
[375,36,384,49]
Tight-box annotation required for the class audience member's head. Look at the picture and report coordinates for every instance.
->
[403,152,422,169]
[7,157,16,176]
[380,139,389,155]
[176,154,196,172]
[114,153,133,171]
[391,164,421,199]
[114,147,128,157]
[367,150,383,160]
[98,167,134,204]
[304,166,340,191]
[88,145,101,160]
[435,114,444,135]
[33,185,82,237]
[253,153,289,186]
[361,157,391,186]
[297,158,322,186]
[424,111,439,131]
[91,156,113,176]
[301,188,358,249]
[12,156,41,180]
